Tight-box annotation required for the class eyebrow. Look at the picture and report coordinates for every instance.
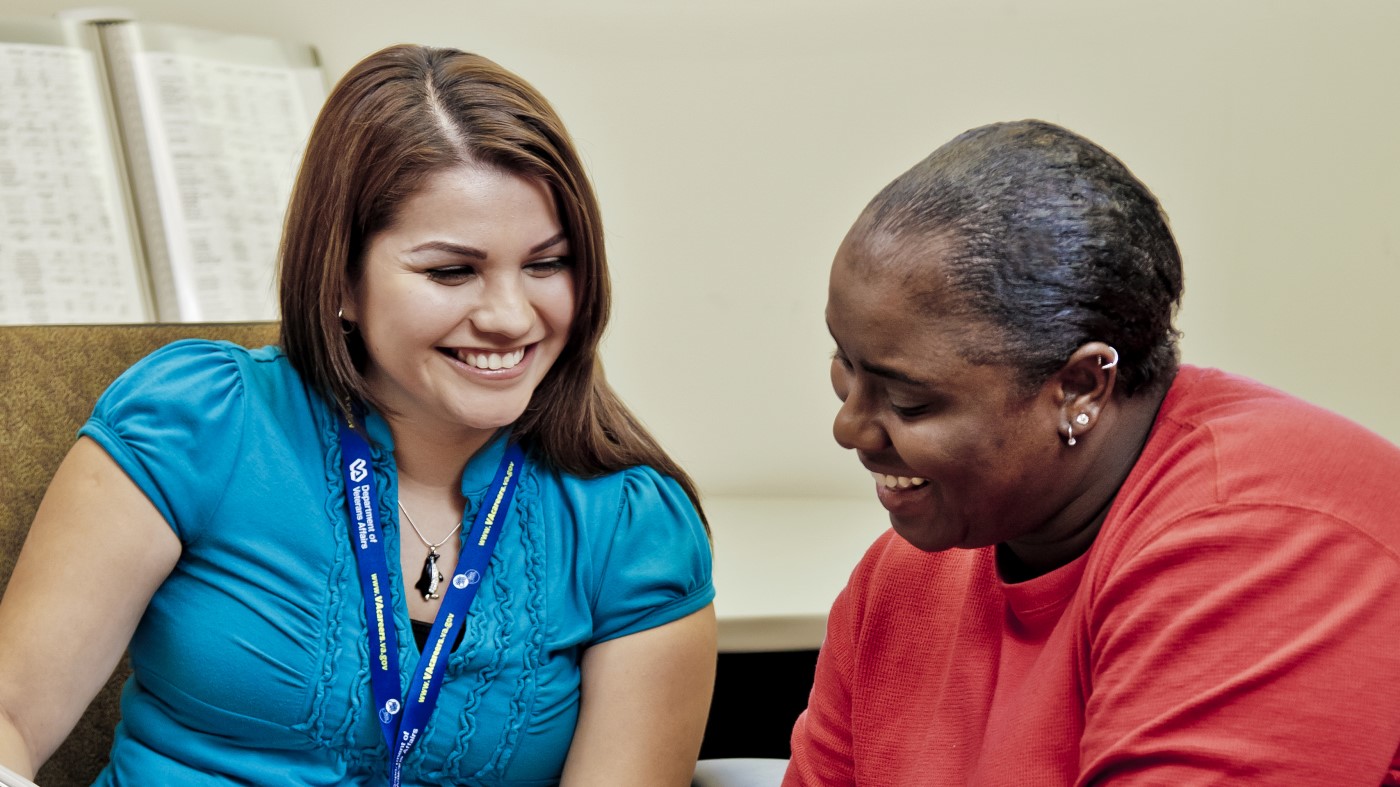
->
[409,232,569,259]
[859,360,933,388]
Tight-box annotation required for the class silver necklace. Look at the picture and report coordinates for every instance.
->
[398,502,463,601]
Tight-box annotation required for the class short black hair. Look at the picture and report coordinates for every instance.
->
[857,119,1183,396]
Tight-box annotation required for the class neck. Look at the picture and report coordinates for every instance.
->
[384,413,497,498]
[1001,381,1170,582]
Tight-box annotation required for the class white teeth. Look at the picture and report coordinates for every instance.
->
[460,348,524,370]
[870,471,929,489]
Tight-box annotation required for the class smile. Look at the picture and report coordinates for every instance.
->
[450,347,527,371]
[870,471,929,489]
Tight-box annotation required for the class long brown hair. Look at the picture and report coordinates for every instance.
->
[278,44,706,526]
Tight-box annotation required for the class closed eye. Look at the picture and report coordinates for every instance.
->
[890,390,949,419]
[525,256,571,277]
[425,265,477,284]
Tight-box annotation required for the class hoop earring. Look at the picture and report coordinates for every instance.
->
[1100,346,1120,370]
[338,308,356,335]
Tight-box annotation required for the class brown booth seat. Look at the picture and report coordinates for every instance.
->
[0,322,279,786]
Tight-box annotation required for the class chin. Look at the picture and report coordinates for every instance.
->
[457,410,527,433]
[890,524,950,553]
[889,514,972,553]
[420,408,516,440]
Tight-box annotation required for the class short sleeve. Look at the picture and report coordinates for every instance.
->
[78,339,247,541]
[588,466,714,644]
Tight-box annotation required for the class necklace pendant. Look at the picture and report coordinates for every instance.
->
[416,548,444,600]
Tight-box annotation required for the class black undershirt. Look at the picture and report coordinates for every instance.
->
[410,619,433,650]
[410,618,465,651]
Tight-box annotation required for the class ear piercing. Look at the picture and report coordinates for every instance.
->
[1067,413,1089,446]
[1068,346,1116,446]
[1066,345,1115,447]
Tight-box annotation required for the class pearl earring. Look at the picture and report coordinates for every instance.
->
[1067,413,1089,447]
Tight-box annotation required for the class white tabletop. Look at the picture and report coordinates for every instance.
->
[0,762,38,787]
[704,495,892,653]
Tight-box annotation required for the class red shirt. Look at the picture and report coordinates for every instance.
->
[787,366,1400,785]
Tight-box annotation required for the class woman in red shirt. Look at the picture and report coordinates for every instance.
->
[788,120,1400,786]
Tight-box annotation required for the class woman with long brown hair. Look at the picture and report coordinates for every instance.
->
[0,44,715,785]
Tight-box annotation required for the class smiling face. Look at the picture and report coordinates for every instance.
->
[343,163,575,447]
[826,230,1073,554]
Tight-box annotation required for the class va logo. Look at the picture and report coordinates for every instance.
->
[349,458,368,483]
[379,698,401,724]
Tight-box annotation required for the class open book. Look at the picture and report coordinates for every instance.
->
[0,12,325,325]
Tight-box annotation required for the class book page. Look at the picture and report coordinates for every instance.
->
[0,41,149,324]
[131,51,317,321]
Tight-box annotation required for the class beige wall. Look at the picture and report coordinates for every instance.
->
[13,0,1399,504]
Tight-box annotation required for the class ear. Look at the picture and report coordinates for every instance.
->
[339,282,359,323]
[1049,342,1119,444]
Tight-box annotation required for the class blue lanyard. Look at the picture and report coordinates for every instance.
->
[337,406,524,785]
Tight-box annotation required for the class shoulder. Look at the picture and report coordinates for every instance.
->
[532,462,709,578]
[79,340,295,538]
[92,340,248,424]
[84,338,306,467]
[102,339,308,418]
[1154,365,1398,466]
[548,464,701,530]
[1140,367,1400,516]
[1099,365,1400,563]
[98,339,287,403]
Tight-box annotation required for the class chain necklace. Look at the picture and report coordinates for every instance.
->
[398,502,463,601]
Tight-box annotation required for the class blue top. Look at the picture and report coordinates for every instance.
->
[78,340,714,785]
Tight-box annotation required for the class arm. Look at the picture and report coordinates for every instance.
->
[560,604,717,787]
[1080,507,1400,785]
[783,589,856,786]
[0,439,181,776]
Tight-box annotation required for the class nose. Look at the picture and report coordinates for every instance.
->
[470,275,534,339]
[832,386,889,454]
